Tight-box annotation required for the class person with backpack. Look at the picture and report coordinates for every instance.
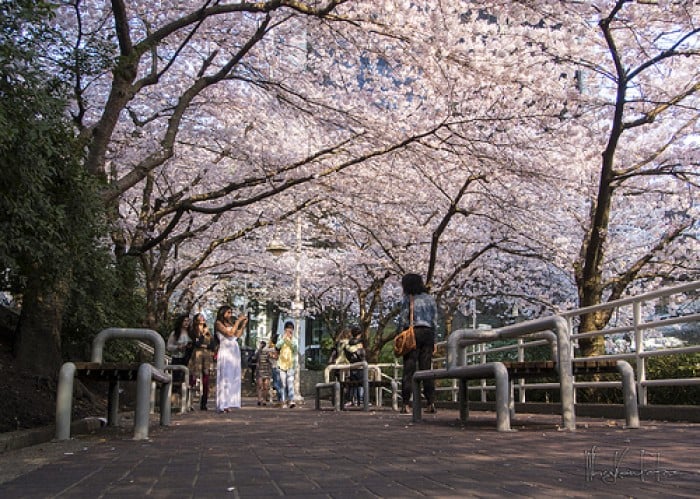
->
[345,326,366,406]
[329,327,363,407]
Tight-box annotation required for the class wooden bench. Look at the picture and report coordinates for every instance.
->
[502,359,639,428]
[56,328,173,441]
[316,363,398,411]
[413,362,512,431]
[338,379,396,408]
[316,379,397,410]
[414,359,639,431]
[68,361,142,381]
[502,359,621,376]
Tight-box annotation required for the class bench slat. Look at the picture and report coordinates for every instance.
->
[499,360,620,377]
[71,362,142,381]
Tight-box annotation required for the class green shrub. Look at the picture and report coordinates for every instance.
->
[645,353,700,405]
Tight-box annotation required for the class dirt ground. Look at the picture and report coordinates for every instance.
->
[0,337,107,434]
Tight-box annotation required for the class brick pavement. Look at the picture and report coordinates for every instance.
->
[0,398,698,498]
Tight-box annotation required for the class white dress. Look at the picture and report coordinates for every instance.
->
[216,332,242,411]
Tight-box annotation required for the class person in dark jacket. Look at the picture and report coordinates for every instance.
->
[398,273,438,414]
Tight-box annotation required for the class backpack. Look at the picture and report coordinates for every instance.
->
[345,344,365,364]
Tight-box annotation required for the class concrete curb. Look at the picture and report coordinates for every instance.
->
[0,417,104,454]
[439,401,700,422]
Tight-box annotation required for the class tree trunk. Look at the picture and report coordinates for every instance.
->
[14,272,69,378]
[577,310,608,358]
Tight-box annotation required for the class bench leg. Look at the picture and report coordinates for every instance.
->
[458,378,468,424]
[314,383,341,411]
[108,381,119,426]
[160,380,171,426]
[412,376,422,422]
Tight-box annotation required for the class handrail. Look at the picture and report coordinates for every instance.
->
[557,280,700,317]
[438,280,699,408]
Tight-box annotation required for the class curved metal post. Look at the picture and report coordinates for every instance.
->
[56,362,76,440]
[91,328,166,369]
[134,363,153,440]
[447,329,498,370]
[160,374,172,427]
[333,381,341,411]
[616,360,640,429]
[391,380,398,411]
[134,363,172,440]
[361,361,369,411]
[163,365,190,414]
[492,363,511,432]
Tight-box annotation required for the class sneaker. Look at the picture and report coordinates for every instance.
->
[289,402,296,409]
[426,403,437,414]
[282,402,288,409]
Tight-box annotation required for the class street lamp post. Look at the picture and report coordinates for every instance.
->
[292,215,304,403]
[266,214,305,403]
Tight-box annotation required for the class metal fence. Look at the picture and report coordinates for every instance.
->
[384,280,699,407]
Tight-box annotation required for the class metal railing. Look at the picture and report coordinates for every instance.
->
[432,280,699,406]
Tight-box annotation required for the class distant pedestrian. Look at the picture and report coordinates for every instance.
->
[268,333,281,404]
[398,273,437,414]
[330,328,353,403]
[276,321,298,408]
[188,313,214,410]
[214,305,248,413]
[346,326,366,406]
[256,341,273,406]
[248,346,259,386]
[167,314,194,388]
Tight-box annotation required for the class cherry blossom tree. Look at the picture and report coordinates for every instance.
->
[295,1,699,359]
[12,0,698,374]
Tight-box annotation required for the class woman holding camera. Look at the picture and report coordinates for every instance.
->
[214,305,248,412]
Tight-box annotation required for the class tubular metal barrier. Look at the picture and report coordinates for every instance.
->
[413,362,512,432]
[163,364,191,414]
[134,363,172,440]
[56,328,172,441]
[319,363,398,411]
[447,316,575,431]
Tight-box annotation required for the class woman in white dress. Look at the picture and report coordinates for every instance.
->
[214,305,248,412]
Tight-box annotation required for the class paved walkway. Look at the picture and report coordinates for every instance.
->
[0,398,698,498]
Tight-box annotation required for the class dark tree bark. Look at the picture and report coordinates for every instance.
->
[14,272,70,377]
